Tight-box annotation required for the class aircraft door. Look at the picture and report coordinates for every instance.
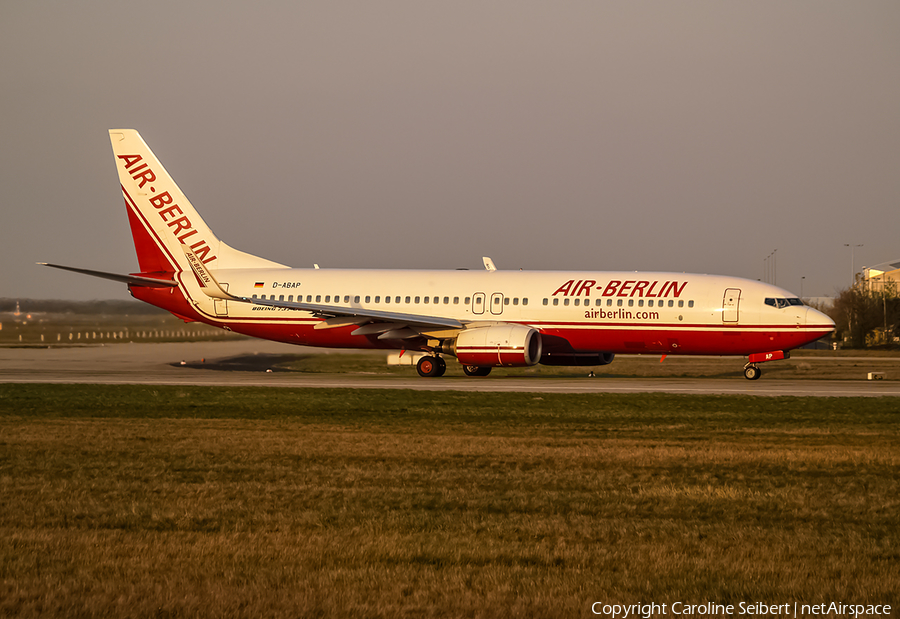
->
[472,292,485,315]
[723,288,740,323]
[490,292,504,316]
[214,283,229,316]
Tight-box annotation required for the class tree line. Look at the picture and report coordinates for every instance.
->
[825,280,900,348]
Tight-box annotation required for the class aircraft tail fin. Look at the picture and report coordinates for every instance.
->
[109,129,287,274]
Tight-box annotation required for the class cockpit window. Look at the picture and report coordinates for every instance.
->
[765,297,801,309]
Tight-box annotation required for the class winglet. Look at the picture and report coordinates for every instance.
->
[180,245,234,300]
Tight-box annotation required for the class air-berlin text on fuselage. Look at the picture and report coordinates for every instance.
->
[552,279,687,298]
[117,154,217,265]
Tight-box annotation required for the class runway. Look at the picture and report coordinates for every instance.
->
[1,340,899,397]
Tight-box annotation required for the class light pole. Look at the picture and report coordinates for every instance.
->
[764,250,777,284]
[844,244,863,286]
[767,249,777,285]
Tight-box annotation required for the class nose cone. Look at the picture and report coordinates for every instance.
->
[806,306,836,332]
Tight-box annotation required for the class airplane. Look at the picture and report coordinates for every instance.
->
[41,129,835,380]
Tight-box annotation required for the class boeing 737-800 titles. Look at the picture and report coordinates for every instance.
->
[42,130,835,379]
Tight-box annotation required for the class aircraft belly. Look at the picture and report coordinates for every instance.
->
[539,324,828,356]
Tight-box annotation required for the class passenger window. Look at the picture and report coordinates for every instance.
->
[553,298,559,306]
[306,295,312,302]
[543,298,548,306]
[453,297,459,304]
[494,297,500,305]
[522,298,528,306]
[395,296,401,303]
[385,296,390,304]
[573,299,580,306]
[504,298,510,305]
[374,296,380,303]
[363,296,369,303]
[406,296,411,304]
[423,296,429,304]
[252,294,257,299]
[316,295,321,302]
[688,300,694,308]
[678,300,683,308]
[354,296,360,303]
[444,297,450,304]
[464,297,471,304]
[288,295,293,302]
[628,299,633,307]
[324,295,330,303]
[638,299,644,307]
[513,298,519,306]
[564,298,570,306]
[345,295,351,303]
[668,300,674,307]
[647,300,653,307]
[434,297,439,304]
[616,299,622,307]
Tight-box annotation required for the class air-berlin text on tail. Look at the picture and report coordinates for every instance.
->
[117,154,217,265]
[553,279,687,298]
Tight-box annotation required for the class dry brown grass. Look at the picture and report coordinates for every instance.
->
[1,386,898,618]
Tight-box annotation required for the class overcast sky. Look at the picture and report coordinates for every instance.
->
[2,1,898,300]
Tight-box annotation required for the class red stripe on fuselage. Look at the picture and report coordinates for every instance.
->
[121,184,830,356]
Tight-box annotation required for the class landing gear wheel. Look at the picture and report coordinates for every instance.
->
[462,365,492,377]
[743,365,762,380]
[417,356,445,378]
[433,356,447,377]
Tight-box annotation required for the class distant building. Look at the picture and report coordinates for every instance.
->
[862,259,900,295]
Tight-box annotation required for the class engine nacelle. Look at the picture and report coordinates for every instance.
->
[454,324,542,367]
[539,352,615,366]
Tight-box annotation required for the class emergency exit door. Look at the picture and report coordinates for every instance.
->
[472,292,485,315]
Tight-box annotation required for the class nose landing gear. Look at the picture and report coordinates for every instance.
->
[743,350,788,380]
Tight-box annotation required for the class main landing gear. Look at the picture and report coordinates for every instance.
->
[414,356,493,378]
[743,364,762,380]
[416,355,447,378]
[462,364,492,377]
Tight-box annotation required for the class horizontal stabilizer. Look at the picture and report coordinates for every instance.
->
[39,263,177,288]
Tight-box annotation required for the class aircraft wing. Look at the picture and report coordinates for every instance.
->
[181,245,464,334]
[244,296,464,330]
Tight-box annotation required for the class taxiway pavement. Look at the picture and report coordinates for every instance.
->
[1,340,898,397]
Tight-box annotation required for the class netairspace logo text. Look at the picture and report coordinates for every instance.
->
[590,602,892,618]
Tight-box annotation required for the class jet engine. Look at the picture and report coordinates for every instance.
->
[451,324,543,367]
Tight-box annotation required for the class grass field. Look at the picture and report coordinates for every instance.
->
[1,385,898,618]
